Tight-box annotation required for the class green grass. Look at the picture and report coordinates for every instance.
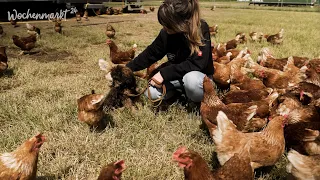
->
[0,4,320,179]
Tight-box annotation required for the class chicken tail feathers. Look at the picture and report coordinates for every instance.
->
[266,92,279,107]
[212,111,237,145]
[303,129,319,141]
[287,149,313,175]
[244,105,257,121]
[216,111,236,132]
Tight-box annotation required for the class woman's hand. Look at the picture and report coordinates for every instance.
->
[150,72,164,88]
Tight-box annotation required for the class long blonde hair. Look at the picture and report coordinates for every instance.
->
[158,0,204,56]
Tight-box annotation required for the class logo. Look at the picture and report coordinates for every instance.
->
[7,7,78,21]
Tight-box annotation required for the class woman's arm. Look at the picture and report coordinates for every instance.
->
[126,29,168,72]
[159,23,212,81]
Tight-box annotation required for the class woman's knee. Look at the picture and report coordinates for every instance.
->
[182,71,206,102]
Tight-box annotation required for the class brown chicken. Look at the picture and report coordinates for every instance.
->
[212,43,226,60]
[10,19,18,27]
[284,122,320,155]
[230,66,267,90]
[226,47,250,60]
[250,57,307,89]
[0,46,8,74]
[106,24,116,39]
[207,111,287,169]
[54,21,62,34]
[264,29,284,45]
[77,90,106,130]
[140,9,148,14]
[215,52,232,64]
[213,52,249,86]
[302,129,320,155]
[106,39,137,64]
[286,150,320,180]
[212,62,231,86]
[242,117,268,133]
[222,88,273,104]
[201,76,278,131]
[172,146,253,180]
[113,9,120,15]
[0,133,46,179]
[309,58,320,70]
[209,24,218,37]
[83,10,89,21]
[26,23,41,38]
[275,94,319,124]
[305,60,320,87]
[149,6,155,12]
[287,82,320,104]
[236,32,247,44]
[225,49,240,60]
[257,47,309,71]
[249,32,263,42]
[97,160,126,180]
[12,34,37,55]
[226,34,241,50]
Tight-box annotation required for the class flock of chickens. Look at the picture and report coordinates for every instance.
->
[76,24,320,179]
[197,26,319,179]
[1,7,320,180]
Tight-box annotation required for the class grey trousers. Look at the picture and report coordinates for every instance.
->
[144,71,211,103]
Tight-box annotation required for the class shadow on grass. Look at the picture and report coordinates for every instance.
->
[90,114,116,133]
[0,68,14,78]
[210,151,222,170]
[254,165,278,179]
[30,48,73,63]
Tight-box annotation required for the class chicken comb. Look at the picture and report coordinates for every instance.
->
[114,159,125,166]
[114,160,126,175]
[172,146,187,161]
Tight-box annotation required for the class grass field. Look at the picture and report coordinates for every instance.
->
[0,2,320,179]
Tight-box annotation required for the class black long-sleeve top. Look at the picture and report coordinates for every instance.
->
[126,19,214,82]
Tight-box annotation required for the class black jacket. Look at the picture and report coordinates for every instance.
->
[126,19,214,81]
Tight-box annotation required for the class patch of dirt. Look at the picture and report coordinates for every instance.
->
[6,47,74,63]
[0,68,14,78]
[30,48,73,63]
